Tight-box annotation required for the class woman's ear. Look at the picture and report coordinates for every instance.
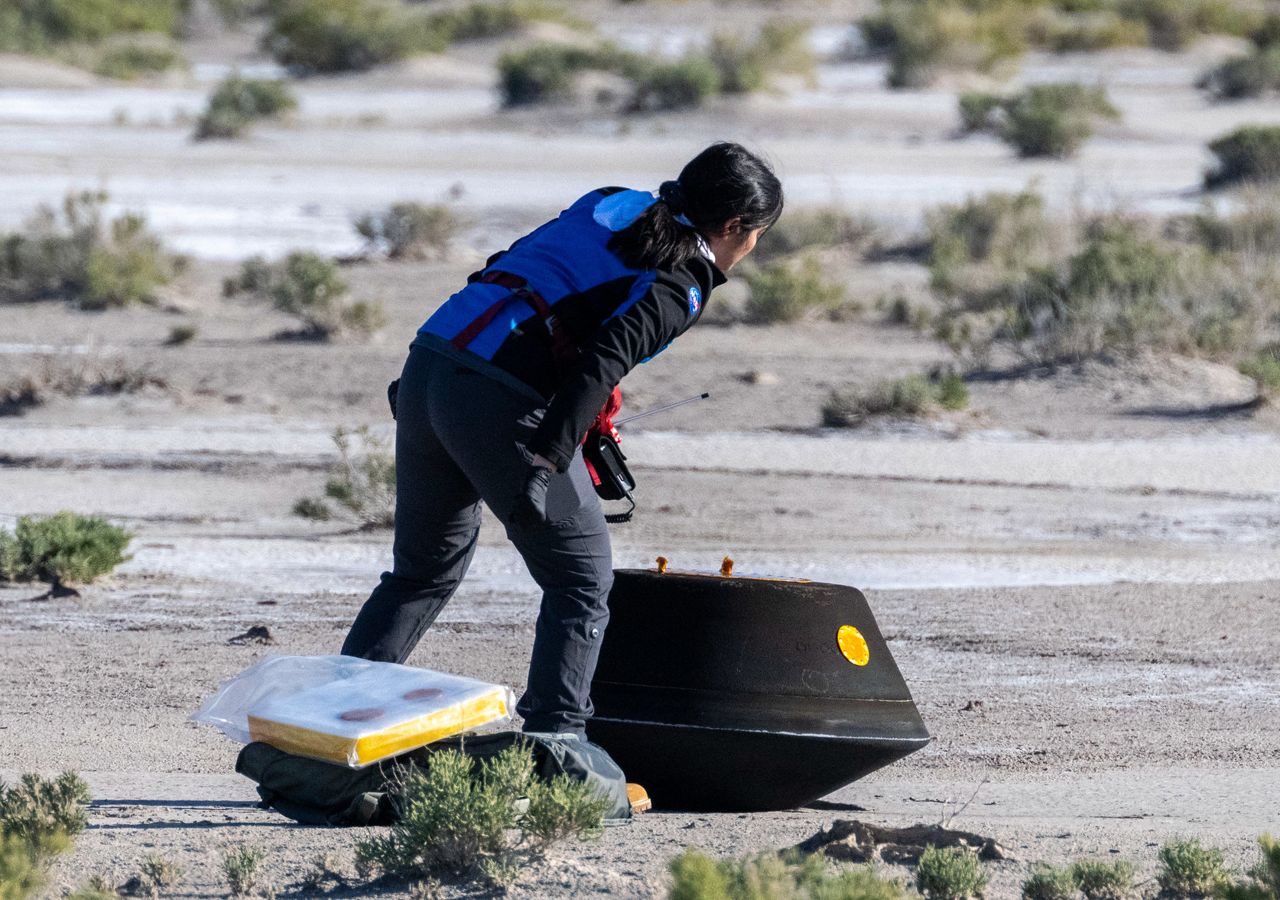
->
[723,216,745,235]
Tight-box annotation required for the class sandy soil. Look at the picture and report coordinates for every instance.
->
[3,6,1280,898]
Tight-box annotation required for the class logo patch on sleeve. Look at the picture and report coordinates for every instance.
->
[687,286,702,315]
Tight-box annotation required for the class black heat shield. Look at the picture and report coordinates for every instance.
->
[586,569,930,812]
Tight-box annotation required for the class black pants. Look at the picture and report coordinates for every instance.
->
[341,345,614,736]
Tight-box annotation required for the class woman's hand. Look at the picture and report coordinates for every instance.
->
[511,462,555,529]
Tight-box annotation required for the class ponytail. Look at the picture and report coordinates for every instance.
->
[608,142,784,271]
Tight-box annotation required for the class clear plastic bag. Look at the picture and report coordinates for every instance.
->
[192,655,514,768]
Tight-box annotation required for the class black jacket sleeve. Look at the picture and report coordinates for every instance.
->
[527,270,702,471]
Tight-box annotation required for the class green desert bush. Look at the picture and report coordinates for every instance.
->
[354,202,457,259]
[754,207,876,262]
[226,251,385,339]
[823,372,968,426]
[994,83,1120,158]
[1192,190,1280,255]
[668,848,908,900]
[959,90,1003,133]
[925,189,1280,363]
[1156,839,1231,898]
[629,57,722,111]
[354,744,606,888]
[195,73,298,140]
[1198,47,1280,100]
[0,0,184,52]
[0,772,91,847]
[262,0,444,72]
[294,426,396,527]
[916,845,988,900]
[1116,0,1263,51]
[1221,834,1280,900]
[0,513,132,588]
[0,191,183,309]
[926,189,1055,298]
[859,0,1030,88]
[522,775,610,848]
[1206,126,1280,188]
[221,845,266,896]
[497,43,613,105]
[426,0,580,43]
[706,19,815,94]
[1239,344,1280,397]
[0,831,58,900]
[1022,863,1077,900]
[1071,859,1135,900]
[742,255,847,324]
[92,39,185,79]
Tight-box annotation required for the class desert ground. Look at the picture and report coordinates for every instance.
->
[2,2,1279,896]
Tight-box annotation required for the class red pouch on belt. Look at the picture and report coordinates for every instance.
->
[583,386,623,489]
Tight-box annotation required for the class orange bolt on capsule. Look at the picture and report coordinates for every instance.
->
[720,556,734,577]
[656,556,669,574]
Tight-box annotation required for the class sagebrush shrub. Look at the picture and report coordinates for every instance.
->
[1071,858,1135,900]
[262,0,444,72]
[1220,833,1280,900]
[996,83,1120,158]
[0,192,182,308]
[743,255,847,324]
[0,513,132,587]
[670,849,908,900]
[355,203,457,260]
[1022,863,1077,900]
[196,73,297,140]
[916,845,988,900]
[221,845,265,896]
[1206,125,1280,188]
[227,251,385,339]
[0,772,91,850]
[1157,839,1230,898]
[355,744,606,889]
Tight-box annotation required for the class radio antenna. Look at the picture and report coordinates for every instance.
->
[615,392,711,427]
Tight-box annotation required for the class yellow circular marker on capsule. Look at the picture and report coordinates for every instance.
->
[837,625,870,666]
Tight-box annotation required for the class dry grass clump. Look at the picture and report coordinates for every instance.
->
[959,83,1120,158]
[354,745,607,891]
[225,251,385,339]
[221,845,267,896]
[294,426,396,527]
[1205,126,1280,189]
[355,203,457,260]
[922,189,1280,368]
[1,356,169,416]
[823,372,968,427]
[669,849,908,900]
[1,191,185,309]
[195,73,298,140]
[136,854,186,898]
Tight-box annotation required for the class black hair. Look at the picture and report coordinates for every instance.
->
[608,142,784,271]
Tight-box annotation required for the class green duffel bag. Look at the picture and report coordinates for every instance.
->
[235,731,632,827]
